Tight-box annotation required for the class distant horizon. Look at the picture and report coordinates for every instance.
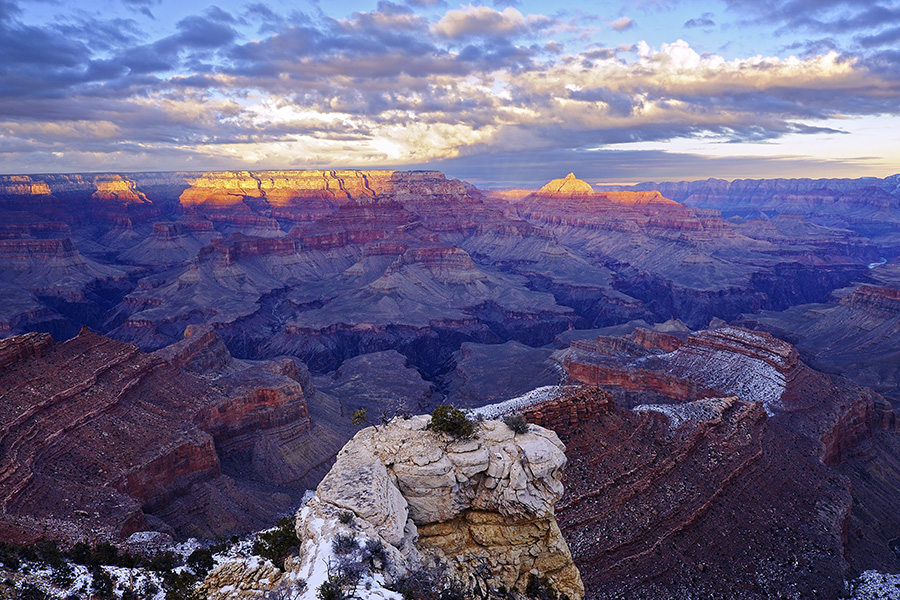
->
[3,164,898,192]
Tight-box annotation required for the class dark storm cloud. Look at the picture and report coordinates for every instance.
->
[223,3,542,90]
[155,15,239,52]
[243,2,278,22]
[568,88,636,117]
[0,0,20,19]
[779,37,841,57]
[0,4,108,99]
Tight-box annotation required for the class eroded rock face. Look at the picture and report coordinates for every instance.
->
[1,168,885,375]
[523,387,851,600]
[0,327,339,543]
[290,416,583,599]
[559,323,882,467]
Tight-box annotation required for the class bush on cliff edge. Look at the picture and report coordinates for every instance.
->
[426,405,475,438]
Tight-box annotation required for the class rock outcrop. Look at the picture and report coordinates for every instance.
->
[205,416,583,600]
[613,174,900,251]
[0,327,346,543]
[510,175,874,327]
[535,173,595,196]
[555,319,900,583]
[559,324,885,465]
[743,272,900,410]
[519,387,852,600]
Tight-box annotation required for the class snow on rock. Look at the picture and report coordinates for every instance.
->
[846,570,900,599]
[470,384,582,419]
[634,397,736,431]
[665,327,793,416]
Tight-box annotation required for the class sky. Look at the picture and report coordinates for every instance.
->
[2,0,899,187]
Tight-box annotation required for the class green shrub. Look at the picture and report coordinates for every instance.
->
[503,414,530,434]
[163,571,202,600]
[186,548,214,577]
[34,541,64,569]
[90,566,114,599]
[316,575,346,600]
[253,516,300,570]
[146,551,180,573]
[67,542,91,565]
[92,543,120,567]
[50,560,76,588]
[426,405,475,439]
[0,542,21,570]
[362,538,389,570]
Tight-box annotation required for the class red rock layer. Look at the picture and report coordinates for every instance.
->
[0,331,53,368]
[526,387,851,600]
[562,325,881,467]
[0,238,79,258]
[211,236,300,260]
[839,284,900,315]
[0,328,316,543]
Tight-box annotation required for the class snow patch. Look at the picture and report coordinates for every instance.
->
[633,398,730,431]
[846,570,900,599]
[468,385,566,419]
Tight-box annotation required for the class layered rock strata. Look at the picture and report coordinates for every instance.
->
[745,275,900,408]
[556,320,900,581]
[205,416,583,600]
[0,327,342,542]
[523,387,851,600]
[614,174,900,249]
[512,174,876,326]
[1,169,884,376]
[559,324,883,466]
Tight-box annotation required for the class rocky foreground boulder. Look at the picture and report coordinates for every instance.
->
[206,415,583,600]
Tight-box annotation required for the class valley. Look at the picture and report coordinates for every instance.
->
[2,168,900,599]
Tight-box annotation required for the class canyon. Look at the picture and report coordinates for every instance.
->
[3,168,900,599]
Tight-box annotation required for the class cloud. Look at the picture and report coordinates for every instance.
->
[157,15,239,51]
[610,17,635,32]
[1,0,20,20]
[419,147,880,189]
[544,40,563,54]
[724,0,900,44]
[684,12,715,28]
[858,26,900,48]
[121,0,161,19]
[2,0,900,179]
[432,5,551,39]
[406,0,447,7]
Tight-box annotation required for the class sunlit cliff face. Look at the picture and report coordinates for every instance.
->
[2,0,900,179]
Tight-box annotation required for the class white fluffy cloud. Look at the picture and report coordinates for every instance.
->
[432,4,549,38]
